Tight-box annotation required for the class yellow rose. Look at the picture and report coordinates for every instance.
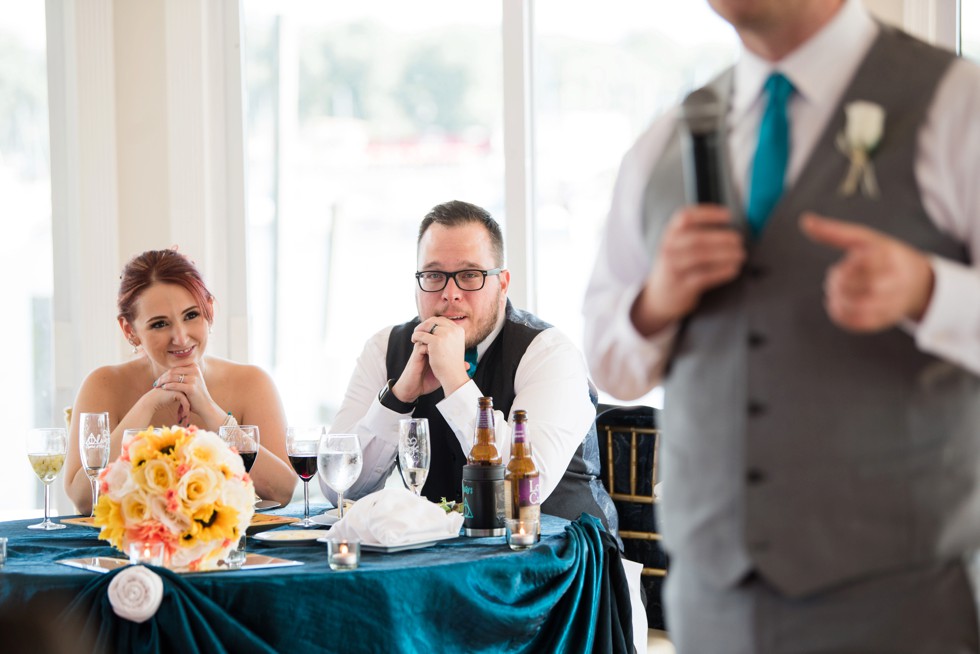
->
[120,489,152,524]
[140,458,176,494]
[177,466,221,514]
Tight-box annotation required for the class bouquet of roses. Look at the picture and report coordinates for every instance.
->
[94,425,255,571]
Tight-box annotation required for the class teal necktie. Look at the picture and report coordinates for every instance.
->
[746,72,794,238]
[464,347,478,379]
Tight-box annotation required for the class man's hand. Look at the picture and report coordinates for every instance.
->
[631,205,745,336]
[392,318,471,402]
[800,213,935,331]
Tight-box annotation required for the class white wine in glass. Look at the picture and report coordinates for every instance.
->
[79,412,111,517]
[317,434,363,519]
[398,418,431,496]
[27,428,68,530]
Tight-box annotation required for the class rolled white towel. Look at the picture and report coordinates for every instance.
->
[108,565,164,623]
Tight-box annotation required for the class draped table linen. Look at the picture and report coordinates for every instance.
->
[0,506,632,653]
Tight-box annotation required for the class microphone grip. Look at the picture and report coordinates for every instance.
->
[688,131,724,204]
[680,87,727,206]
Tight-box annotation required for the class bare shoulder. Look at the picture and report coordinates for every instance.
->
[81,360,147,393]
[75,359,149,411]
[204,357,278,394]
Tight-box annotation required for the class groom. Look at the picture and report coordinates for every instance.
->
[322,200,617,531]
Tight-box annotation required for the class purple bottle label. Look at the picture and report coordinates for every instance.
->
[518,477,540,507]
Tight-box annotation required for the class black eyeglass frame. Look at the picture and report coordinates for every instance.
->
[415,268,504,292]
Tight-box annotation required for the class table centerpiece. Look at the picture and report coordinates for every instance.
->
[93,425,255,571]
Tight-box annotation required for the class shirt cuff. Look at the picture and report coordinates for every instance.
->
[364,397,403,447]
[437,380,484,450]
[914,256,980,365]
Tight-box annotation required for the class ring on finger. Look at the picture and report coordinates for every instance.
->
[178,374,185,383]
[429,324,437,334]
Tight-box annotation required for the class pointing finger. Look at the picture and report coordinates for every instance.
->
[800,213,880,251]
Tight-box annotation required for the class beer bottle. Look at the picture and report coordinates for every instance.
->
[504,410,541,523]
[468,396,502,465]
[462,396,505,536]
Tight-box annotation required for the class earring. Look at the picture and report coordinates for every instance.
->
[128,338,140,354]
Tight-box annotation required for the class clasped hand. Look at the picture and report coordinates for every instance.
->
[145,363,219,427]
[392,318,472,402]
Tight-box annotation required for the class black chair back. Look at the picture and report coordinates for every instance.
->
[595,404,668,630]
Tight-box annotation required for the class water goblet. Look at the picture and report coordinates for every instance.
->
[398,418,430,496]
[317,434,363,519]
[79,412,110,517]
[219,425,260,473]
[287,426,324,527]
[26,428,68,530]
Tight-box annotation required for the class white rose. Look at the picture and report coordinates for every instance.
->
[107,565,164,623]
[102,459,136,500]
[843,101,885,152]
[147,494,191,534]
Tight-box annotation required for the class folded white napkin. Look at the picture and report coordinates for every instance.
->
[328,487,463,546]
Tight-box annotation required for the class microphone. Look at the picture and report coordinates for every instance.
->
[679,88,727,206]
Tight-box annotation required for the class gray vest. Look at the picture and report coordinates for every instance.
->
[644,26,979,597]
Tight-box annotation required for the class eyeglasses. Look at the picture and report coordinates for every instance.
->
[415,268,503,292]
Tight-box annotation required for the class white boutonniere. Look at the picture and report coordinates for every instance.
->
[836,101,885,198]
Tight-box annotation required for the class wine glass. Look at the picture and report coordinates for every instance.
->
[26,428,68,530]
[78,412,110,517]
[317,433,363,519]
[286,426,324,527]
[219,425,260,473]
[398,418,430,496]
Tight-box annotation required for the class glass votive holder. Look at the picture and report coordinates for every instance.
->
[0,536,7,570]
[327,539,360,571]
[128,540,166,566]
[506,518,540,551]
[226,534,248,568]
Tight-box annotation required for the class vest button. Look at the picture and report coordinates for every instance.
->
[748,332,767,348]
[747,400,767,416]
[746,264,769,279]
[746,468,767,484]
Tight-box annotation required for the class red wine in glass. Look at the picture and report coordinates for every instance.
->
[289,454,317,480]
[240,451,257,473]
[286,426,325,527]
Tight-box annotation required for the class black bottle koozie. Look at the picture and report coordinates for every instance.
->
[461,464,505,536]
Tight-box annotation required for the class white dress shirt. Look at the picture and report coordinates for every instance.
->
[321,310,597,504]
[584,0,980,400]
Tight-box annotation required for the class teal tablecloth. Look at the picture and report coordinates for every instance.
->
[0,505,632,653]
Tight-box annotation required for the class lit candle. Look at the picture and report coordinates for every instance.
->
[328,540,359,569]
[129,540,165,566]
[506,517,539,550]
[510,526,536,547]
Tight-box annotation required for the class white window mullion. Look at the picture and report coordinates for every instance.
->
[47,0,121,516]
[502,0,536,312]
[904,0,959,50]
[164,0,250,362]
